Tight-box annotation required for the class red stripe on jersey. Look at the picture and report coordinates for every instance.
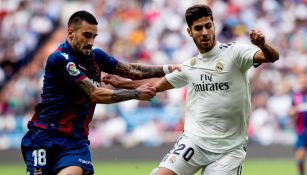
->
[83,115,90,137]
[33,123,47,129]
[58,113,76,135]
[55,48,63,52]
[75,75,86,83]
[294,93,304,134]
[83,104,95,137]
[31,111,39,122]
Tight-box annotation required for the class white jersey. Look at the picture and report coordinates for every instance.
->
[165,41,259,153]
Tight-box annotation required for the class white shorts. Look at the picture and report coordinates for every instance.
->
[158,134,246,175]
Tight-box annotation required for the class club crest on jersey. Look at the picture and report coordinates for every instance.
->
[66,62,80,76]
[215,59,224,72]
[190,58,196,66]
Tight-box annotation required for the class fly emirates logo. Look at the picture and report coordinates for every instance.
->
[192,74,229,92]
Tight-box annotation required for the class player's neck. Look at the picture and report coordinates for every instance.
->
[66,40,93,62]
[199,40,217,54]
[199,41,218,56]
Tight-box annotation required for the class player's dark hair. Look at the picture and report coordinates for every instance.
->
[185,4,213,27]
[68,10,98,27]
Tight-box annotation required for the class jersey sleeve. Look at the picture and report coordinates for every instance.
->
[92,48,119,73]
[50,52,86,84]
[231,42,260,72]
[165,65,188,88]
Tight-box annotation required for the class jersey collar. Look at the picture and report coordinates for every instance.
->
[63,40,75,53]
[197,41,221,60]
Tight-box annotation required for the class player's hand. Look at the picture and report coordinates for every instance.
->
[250,29,265,47]
[168,64,181,73]
[136,83,156,101]
[103,74,129,88]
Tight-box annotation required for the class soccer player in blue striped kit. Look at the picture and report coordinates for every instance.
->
[103,4,280,175]
[21,11,178,175]
[289,72,307,175]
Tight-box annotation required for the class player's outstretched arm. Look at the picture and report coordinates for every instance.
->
[154,77,174,92]
[103,74,174,92]
[77,77,156,104]
[250,29,279,63]
[112,62,180,80]
[103,74,160,89]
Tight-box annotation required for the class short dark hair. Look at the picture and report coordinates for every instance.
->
[68,10,98,27]
[185,4,213,27]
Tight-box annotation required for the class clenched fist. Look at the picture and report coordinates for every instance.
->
[250,29,265,47]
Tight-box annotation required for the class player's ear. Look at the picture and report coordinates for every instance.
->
[67,26,74,39]
[187,27,192,37]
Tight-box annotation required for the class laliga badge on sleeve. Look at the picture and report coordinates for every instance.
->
[190,58,196,66]
[66,62,80,76]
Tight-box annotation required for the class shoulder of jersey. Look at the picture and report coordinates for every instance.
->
[218,41,238,50]
[50,50,70,60]
[91,47,102,53]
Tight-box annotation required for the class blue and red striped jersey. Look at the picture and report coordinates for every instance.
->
[292,90,307,134]
[29,41,118,138]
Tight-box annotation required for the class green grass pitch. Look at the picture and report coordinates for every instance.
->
[0,159,296,175]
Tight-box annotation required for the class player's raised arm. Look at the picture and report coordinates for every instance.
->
[77,77,156,103]
[111,62,180,80]
[250,29,279,63]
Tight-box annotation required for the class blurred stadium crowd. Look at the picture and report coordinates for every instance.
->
[0,0,306,149]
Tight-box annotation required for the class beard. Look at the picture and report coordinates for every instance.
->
[196,35,216,53]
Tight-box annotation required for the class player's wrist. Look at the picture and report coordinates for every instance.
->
[163,65,170,74]
[112,89,140,102]
[132,89,141,99]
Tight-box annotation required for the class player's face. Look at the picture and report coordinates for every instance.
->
[68,21,98,56]
[187,16,216,53]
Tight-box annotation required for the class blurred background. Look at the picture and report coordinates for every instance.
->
[0,0,306,174]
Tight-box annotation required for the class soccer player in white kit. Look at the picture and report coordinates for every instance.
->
[103,4,279,175]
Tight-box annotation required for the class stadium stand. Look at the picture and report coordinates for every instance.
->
[0,0,306,149]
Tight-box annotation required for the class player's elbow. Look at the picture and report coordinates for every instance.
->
[89,94,112,104]
[89,95,98,104]
[269,53,279,63]
[89,88,114,104]
[88,92,99,103]
[274,53,279,62]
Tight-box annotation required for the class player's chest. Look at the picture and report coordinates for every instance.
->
[78,61,101,80]
[185,57,236,84]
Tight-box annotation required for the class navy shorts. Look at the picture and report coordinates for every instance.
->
[295,132,307,150]
[21,128,94,175]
